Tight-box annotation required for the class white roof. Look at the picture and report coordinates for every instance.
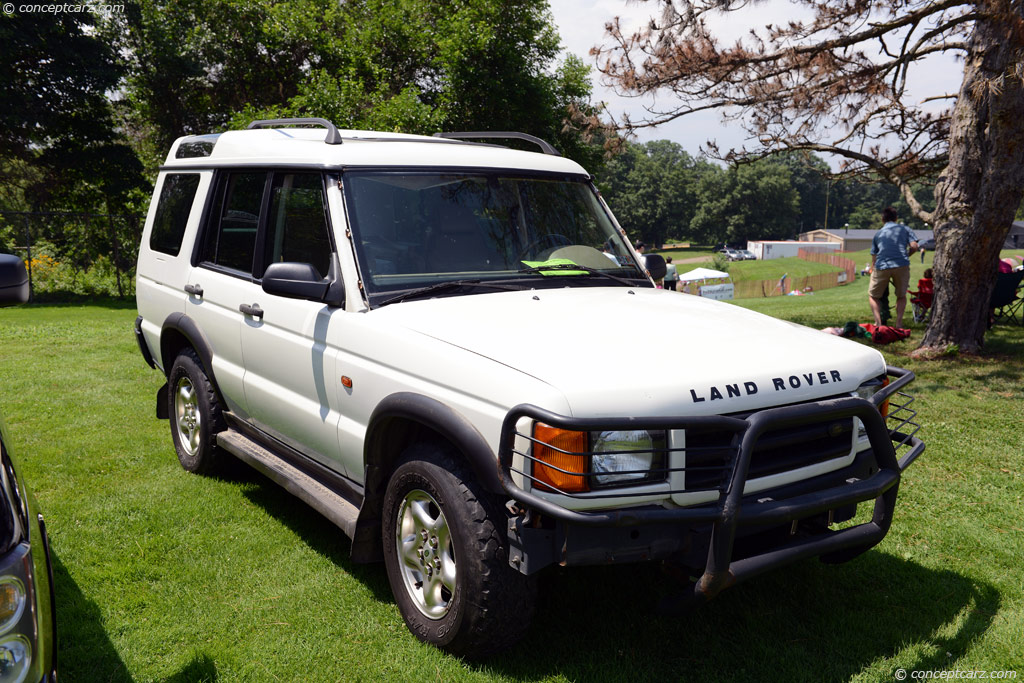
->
[162,128,588,175]
[678,267,730,282]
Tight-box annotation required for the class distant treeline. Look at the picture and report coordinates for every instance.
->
[596,141,935,249]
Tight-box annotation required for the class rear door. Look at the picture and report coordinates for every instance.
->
[186,170,268,417]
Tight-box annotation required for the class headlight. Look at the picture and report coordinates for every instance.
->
[591,430,666,486]
[531,424,667,493]
[854,376,890,438]
[0,579,25,635]
[0,635,31,683]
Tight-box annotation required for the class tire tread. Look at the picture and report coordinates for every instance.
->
[383,442,535,658]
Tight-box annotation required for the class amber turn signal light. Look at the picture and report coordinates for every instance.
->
[532,423,589,493]
[879,377,890,418]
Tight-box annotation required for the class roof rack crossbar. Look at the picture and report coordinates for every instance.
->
[247,118,342,145]
[432,131,560,156]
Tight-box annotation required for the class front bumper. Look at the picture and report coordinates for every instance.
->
[496,365,924,603]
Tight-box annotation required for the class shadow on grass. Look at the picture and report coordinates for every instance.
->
[981,325,1024,365]
[161,653,218,682]
[488,553,999,682]
[228,463,998,681]
[234,470,394,603]
[52,513,222,683]
[51,551,132,682]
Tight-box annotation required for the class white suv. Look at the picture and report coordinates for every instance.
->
[134,119,923,657]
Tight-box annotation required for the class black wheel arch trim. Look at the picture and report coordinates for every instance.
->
[350,393,503,564]
[134,315,157,369]
[364,392,503,495]
[159,313,224,407]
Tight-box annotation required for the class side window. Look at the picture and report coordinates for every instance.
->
[261,173,332,278]
[150,174,201,256]
[201,172,266,274]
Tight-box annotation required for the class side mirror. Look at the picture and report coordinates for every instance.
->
[644,254,667,281]
[0,254,29,306]
[262,262,331,301]
[261,255,345,308]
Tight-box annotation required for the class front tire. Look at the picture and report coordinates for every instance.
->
[167,348,225,474]
[381,443,535,658]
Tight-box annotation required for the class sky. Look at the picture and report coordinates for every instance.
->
[548,0,964,165]
[549,0,759,157]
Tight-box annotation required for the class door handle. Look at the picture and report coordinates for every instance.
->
[239,303,264,319]
[184,283,203,298]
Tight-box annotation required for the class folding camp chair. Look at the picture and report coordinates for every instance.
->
[909,277,934,323]
[990,270,1024,325]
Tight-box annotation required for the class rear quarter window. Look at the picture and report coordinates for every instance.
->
[150,174,202,256]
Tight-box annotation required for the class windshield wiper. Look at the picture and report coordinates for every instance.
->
[375,279,524,307]
[516,263,641,287]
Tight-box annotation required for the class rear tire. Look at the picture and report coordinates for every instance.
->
[381,443,535,658]
[167,348,225,474]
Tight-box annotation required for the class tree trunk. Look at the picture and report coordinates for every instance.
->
[919,6,1024,355]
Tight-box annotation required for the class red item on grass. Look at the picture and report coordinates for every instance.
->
[861,324,912,344]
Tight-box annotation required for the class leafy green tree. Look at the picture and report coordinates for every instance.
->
[597,140,715,246]
[0,7,145,212]
[845,204,883,232]
[835,179,934,233]
[112,0,600,171]
[691,159,799,245]
[776,153,830,233]
[684,164,728,245]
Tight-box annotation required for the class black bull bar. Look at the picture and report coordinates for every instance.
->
[496,366,924,603]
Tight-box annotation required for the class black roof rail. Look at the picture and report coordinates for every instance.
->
[432,131,560,156]
[247,118,342,145]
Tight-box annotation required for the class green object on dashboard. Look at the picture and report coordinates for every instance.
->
[520,258,588,275]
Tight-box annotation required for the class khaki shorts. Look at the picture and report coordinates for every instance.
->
[869,265,910,299]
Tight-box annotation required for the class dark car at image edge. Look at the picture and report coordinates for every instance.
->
[0,254,59,682]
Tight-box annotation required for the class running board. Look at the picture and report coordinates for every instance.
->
[217,429,358,538]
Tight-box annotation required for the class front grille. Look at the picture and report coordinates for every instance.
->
[684,414,854,490]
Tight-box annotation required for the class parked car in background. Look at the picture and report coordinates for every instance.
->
[738,249,757,260]
[0,254,59,682]
[722,247,742,261]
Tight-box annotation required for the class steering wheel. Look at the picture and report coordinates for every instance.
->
[518,233,573,260]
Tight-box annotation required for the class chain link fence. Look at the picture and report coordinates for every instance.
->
[0,211,144,301]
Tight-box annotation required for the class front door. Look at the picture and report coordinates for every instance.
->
[239,172,348,474]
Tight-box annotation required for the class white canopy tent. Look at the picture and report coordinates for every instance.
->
[677,267,729,282]
[676,267,734,300]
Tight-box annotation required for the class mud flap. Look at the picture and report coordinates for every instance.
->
[156,382,168,419]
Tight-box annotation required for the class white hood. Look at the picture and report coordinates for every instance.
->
[370,287,886,417]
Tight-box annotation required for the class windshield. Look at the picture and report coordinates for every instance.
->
[342,172,647,305]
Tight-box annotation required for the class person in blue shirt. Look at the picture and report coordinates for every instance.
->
[868,207,919,328]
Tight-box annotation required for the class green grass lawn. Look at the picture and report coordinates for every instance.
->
[0,284,1022,680]
[726,254,843,282]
